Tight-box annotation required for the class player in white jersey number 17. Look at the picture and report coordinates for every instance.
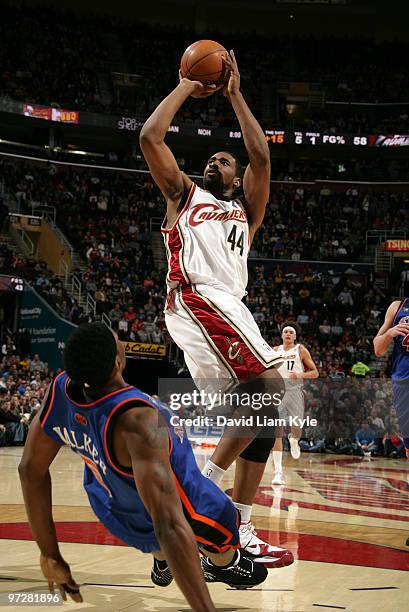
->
[140,50,294,568]
[272,322,319,486]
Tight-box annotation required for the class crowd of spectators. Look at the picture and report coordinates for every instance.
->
[250,187,408,261]
[272,158,409,183]
[0,325,404,457]
[0,237,86,325]
[1,156,407,351]
[3,156,409,273]
[246,261,389,381]
[0,160,407,453]
[298,378,406,458]
[0,7,108,112]
[1,7,409,132]
[0,333,53,446]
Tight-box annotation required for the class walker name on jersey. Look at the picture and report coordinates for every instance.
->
[189,203,247,227]
[52,426,107,474]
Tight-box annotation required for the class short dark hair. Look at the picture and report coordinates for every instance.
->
[280,321,301,337]
[64,323,117,388]
[214,151,244,178]
[229,153,244,179]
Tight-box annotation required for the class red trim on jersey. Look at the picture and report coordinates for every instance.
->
[78,452,113,497]
[64,377,133,408]
[165,225,189,287]
[103,398,172,479]
[392,298,408,325]
[180,285,265,378]
[172,473,238,553]
[161,182,196,234]
[40,371,66,429]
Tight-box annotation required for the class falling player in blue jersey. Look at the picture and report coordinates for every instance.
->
[19,323,268,609]
[374,298,409,460]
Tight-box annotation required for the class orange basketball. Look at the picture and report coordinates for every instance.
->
[180,40,228,88]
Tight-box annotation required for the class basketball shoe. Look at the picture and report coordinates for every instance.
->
[151,558,173,587]
[289,436,301,459]
[200,549,267,589]
[239,521,294,568]
[272,471,285,485]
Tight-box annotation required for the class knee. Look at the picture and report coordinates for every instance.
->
[239,433,274,463]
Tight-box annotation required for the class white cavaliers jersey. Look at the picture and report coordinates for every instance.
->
[162,183,249,299]
[275,344,304,379]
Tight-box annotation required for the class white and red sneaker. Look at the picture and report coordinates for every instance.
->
[289,436,301,460]
[239,522,294,568]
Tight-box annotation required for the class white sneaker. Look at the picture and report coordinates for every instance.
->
[239,521,294,568]
[289,437,301,459]
[272,471,285,485]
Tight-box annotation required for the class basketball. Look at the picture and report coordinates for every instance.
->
[180,40,228,88]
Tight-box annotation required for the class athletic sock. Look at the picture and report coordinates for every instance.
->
[273,450,283,473]
[208,550,239,568]
[202,460,226,485]
[155,559,168,570]
[234,502,252,524]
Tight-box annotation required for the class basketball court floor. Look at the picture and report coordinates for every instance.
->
[0,446,408,611]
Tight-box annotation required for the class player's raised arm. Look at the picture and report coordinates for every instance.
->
[139,78,215,206]
[374,300,409,357]
[223,50,270,235]
[18,411,83,603]
[119,406,216,612]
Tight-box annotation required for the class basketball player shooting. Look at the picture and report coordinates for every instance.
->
[139,49,293,566]
[18,323,269,610]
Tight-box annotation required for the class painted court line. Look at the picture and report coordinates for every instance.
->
[313,605,346,610]
[349,586,399,591]
[0,576,154,589]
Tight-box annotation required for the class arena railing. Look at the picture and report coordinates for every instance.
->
[366,229,407,250]
[1,150,409,191]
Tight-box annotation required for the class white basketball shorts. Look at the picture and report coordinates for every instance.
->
[165,284,283,386]
[278,385,305,421]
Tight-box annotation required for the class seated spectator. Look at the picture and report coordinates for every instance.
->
[297,309,309,325]
[30,354,45,374]
[383,426,405,458]
[354,420,378,457]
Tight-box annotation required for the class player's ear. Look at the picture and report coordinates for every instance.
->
[114,354,122,373]
[233,176,241,190]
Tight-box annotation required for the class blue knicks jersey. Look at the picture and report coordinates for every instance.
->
[40,372,203,552]
[391,298,409,380]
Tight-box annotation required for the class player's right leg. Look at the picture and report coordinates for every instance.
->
[151,472,268,589]
[165,285,293,567]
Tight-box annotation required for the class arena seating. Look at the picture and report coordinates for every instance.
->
[1,7,408,131]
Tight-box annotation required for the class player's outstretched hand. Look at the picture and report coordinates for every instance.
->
[388,322,409,338]
[222,49,240,99]
[178,71,217,98]
[40,554,83,603]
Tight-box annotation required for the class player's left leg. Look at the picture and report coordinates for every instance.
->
[287,388,306,460]
[392,380,409,460]
[231,449,293,567]
[288,426,302,460]
[272,432,285,485]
